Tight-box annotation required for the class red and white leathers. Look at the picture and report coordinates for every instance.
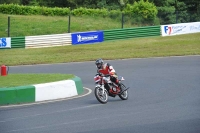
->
[97,63,116,76]
[97,63,120,93]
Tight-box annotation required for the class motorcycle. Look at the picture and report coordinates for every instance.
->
[94,73,129,104]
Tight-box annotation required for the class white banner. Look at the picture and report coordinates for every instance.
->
[0,38,11,48]
[161,22,200,36]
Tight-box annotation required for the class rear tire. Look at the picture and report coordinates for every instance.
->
[94,87,108,104]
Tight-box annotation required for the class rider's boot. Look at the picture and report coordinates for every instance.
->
[115,80,122,93]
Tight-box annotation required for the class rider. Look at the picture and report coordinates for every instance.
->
[95,58,121,93]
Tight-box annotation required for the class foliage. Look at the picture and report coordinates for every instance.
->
[0,4,70,16]
[124,0,158,25]
[0,4,126,20]
[177,0,200,22]
[152,0,176,24]
[71,7,108,17]
[0,0,199,25]
[150,0,200,24]
[0,0,20,4]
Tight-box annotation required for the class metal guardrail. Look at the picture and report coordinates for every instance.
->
[11,37,25,48]
[25,33,72,48]
[103,26,161,41]
[7,26,161,49]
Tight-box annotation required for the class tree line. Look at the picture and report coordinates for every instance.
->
[0,0,199,24]
[1,0,199,11]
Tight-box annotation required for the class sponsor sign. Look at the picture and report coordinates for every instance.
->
[0,38,11,48]
[71,31,103,45]
[161,22,200,36]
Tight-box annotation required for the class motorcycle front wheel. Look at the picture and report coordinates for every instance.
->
[94,87,108,104]
[118,83,128,100]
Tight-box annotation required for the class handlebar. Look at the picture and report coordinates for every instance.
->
[95,73,110,77]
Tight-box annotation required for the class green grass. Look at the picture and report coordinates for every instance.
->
[0,32,200,66]
[0,13,131,37]
[0,74,75,88]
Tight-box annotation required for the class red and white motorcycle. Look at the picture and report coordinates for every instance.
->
[94,73,129,104]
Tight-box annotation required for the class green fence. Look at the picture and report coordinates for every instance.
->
[11,36,25,48]
[103,26,161,41]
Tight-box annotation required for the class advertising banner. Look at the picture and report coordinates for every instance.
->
[161,22,200,36]
[71,31,103,45]
[0,38,11,48]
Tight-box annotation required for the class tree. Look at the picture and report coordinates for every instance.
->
[124,0,158,25]
[0,0,20,4]
[20,0,30,5]
[148,0,176,24]
[149,0,200,23]
[178,0,200,21]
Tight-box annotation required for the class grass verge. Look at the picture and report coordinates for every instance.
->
[0,33,200,66]
[0,13,128,37]
[0,74,75,88]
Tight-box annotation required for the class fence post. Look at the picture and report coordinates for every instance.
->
[8,16,10,37]
[121,12,124,29]
[68,8,71,33]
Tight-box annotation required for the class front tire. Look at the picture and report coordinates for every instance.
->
[94,87,108,104]
[119,90,128,100]
[118,83,128,100]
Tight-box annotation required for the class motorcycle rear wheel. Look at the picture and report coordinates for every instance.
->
[94,87,108,104]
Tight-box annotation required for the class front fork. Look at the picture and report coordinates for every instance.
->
[95,81,105,96]
[101,80,105,95]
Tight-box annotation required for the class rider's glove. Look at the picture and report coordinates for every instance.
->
[109,72,114,75]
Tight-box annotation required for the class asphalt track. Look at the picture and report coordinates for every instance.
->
[0,56,200,133]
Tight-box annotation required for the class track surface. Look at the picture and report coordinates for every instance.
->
[0,56,200,133]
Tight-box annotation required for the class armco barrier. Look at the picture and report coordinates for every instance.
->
[0,76,83,105]
[7,26,161,49]
[11,36,25,48]
[25,33,72,48]
[103,26,161,41]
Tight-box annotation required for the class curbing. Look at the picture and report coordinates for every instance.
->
[0,76,84,106]
[71,76,84,95]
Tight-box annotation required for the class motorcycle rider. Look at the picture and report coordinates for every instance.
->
[95,58,122,94]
